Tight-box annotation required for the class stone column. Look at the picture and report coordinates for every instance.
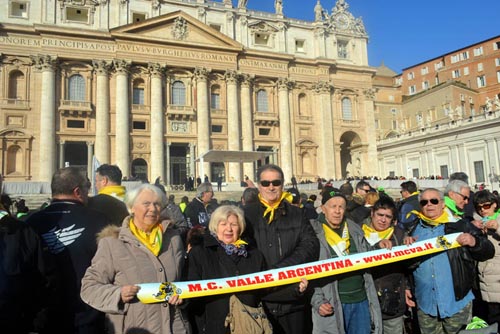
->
[194,67,210,178]
[363,88,379,177]
[149,63,165,183]
[165,142,171,187]
[240,74,255,180]
[87,141,94,177]
[225,70,241,182]
[313,81,335,179]
[92,60,111,164]
[113,59,131,178]
[59,141,65,169]
[32,55,57,181]
[189,143,196,180]
[277,78,294,181]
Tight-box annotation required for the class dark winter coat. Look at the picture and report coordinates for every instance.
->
[87,194,129,227]
[244,199,319,316]
[187,232,266,334]
[185,198,218,227]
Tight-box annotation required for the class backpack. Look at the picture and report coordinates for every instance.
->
[224,295,272,334]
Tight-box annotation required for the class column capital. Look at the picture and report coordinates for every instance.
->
[224,70,239,84]
[92,59,112,75]
[193,67,210,80]
[312,80,334,94]
[113,59,131,75]
[240,73,255,87]
[31,54,58,72]
[277,77,294,91]
[148,62,166,78]
[363,88,378,100]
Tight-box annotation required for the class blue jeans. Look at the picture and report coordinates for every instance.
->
[342,299,371,334]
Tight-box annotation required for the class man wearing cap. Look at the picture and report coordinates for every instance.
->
[407,188,494,333]
[185,182,217,227]
[244,164,319,334]
[310,187,382,334]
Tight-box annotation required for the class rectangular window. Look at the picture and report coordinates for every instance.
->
[407,72,415,80]
[451,55,459,63]
[409,85,416,95]
[460,51,469,61]
[477,75,486,88]
[65,7,89,23]
[435,61,443,70]
[497,71,500,83]
[478,63,484,72]
[392,120,397,130]
[211,125,223,133]
[494,41,500,50]
[452,69,460,78]
[440,165,449,179]
[67,120,85,128]
[463,67,469,75]
[132,12,146,23]
[338,41,349,59]
[295,40,305,53]
[496,58,500,66]
[259,128,271,136]
[421,67,429,75]
[10,1,29,18]
[210,93,220,109]
[474,161,485,183]
[473,46,483,56]
[133,121,146,130]
[209,24,221,32]
[133,88,144,105]
[375,119,379,129]
[391,108,397,116]
[254,33,270,46]
[422,81,429,90]
[412,168,420,178]
[389,171,396,178]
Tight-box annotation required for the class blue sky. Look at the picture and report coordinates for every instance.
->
[233,0,500,73]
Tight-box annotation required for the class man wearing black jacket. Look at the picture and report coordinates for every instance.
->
[244,164,319,334]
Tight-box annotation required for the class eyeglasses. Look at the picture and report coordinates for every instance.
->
[477,202,493,211]
[260,179,282,187]
[419,198,440,206]
[455,192,469,202]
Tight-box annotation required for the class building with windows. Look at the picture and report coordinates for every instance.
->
[0,0,379,185]
[375,35,500,188]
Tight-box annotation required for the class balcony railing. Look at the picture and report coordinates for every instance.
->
[166,105,195,120]
[132,104,150,113]
[59,100,92,111]
[1,98,30,109]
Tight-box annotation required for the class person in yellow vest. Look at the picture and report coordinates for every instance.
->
[309,187,382,334]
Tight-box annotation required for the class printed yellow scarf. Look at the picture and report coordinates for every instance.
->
[130,219,163,256]
[322,222,350,257]
[259,192,294,224]
[409,209,455,227]
[362,224,394,246]
[99,185,127,201]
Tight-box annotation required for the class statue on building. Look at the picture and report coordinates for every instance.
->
[237,0,248,8]
[426,114,432,127]
[486,97,493,111]
[275,0,283,15]
[399,122,406,133]
[354,17,366,34]
[455,106,463,119]
[314,0,323,21]
[494,95,500,111]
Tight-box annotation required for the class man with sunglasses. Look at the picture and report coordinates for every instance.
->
[444,180,472,219]
[407,188,494,334]
[244,164,319,334]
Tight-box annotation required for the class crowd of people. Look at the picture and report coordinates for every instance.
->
[1,164,499,334]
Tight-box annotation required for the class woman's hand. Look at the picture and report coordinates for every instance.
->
[120,285,140,303]
[404,236,417,246]
[471,219,485,231]
[378,239,393,250]
[484,219,499,231]
[318,302,334,316]
[298,278,308,293]
[168,294,184,306]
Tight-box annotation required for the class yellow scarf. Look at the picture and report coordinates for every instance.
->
[232,239,248,247]
[99,185,127,201]
[259,192,294,224]
[409,209,455,227]
[129,219,163,256]
[362,224,394,246]
[322,222,350,257]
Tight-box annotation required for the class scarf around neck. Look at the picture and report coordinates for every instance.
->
[444,196,464,216]
[259,192,293,224]
[321,218,350,257]
[483,210,500,222]
[410,209,456,227]
[211,232,249,257]
[362,224,394,246]
[99,185,126,201]
[129,219,163,256]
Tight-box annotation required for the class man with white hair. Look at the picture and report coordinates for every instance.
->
[185,182,218,227]
[444,180,471,219]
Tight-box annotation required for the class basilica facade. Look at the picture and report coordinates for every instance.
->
[0,0,378,185]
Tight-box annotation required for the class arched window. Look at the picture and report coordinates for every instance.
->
[256,89,268,112]
[342,97,352,120]
[298,93,308,115]
[68,74,85,101]
[210,85,221,109]
[172,81,186,105]
[8,70,25,100]
[133,79,145,105]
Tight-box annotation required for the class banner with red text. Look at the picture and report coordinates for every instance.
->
[137,233,461,304]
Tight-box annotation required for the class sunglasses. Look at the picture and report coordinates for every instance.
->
[477,202,493,211]
[260,179,282,187]
[420,198,440,206]
[455,192,469,201]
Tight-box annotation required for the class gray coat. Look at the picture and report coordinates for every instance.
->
[310,219,382,334]
[81,217,190,334]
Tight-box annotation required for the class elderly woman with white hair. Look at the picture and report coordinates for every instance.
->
[81,184,190,334]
